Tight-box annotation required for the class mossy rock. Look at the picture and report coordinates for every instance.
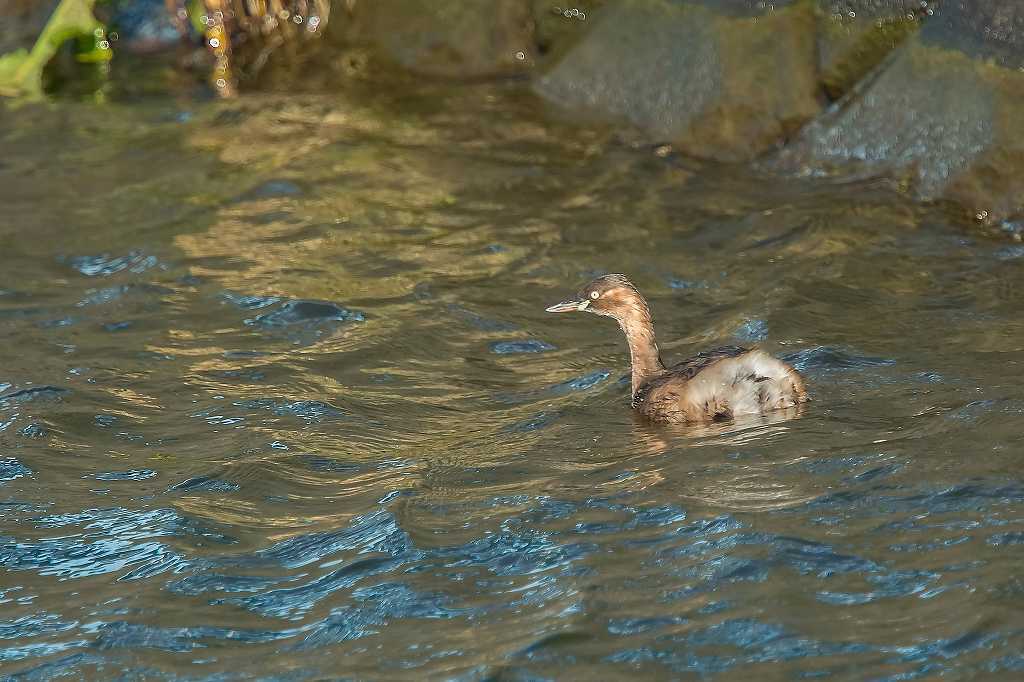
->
[529,0,606,67]
[816,0,929,100]
[534,0,821,162]
[328,0,534,78]
[774,14,1024,232]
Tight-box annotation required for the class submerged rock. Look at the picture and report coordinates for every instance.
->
[774,1,1024,230]
[534,0,821,161]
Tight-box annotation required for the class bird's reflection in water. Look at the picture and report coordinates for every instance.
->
[627,404,816,511]
[631,404,807,453]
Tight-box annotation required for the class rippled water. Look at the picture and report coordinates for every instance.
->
[2,82,1024,680]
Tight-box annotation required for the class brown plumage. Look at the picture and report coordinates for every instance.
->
[546,274,808,424]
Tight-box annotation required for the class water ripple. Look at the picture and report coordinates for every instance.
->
[1,508,230,580]
[64,252,160,277]
[490,340,556,354]
[254,509,411,569]
[0,457,32,483]
[0,386,69,408]
[232,398,344,422]
[784,345,897,371]
[5,82,1024,681]
[247,300,364,328]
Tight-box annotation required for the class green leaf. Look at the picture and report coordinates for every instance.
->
[0,0,105,97]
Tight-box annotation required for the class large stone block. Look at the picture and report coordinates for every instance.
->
[530,0,605,67]
[533,0,821,162]
[774,0,1024,234]
[328,0,534,78]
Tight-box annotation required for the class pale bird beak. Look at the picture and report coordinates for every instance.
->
[545,299,589,313]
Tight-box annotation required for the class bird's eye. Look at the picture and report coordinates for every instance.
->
[589,291,600,300]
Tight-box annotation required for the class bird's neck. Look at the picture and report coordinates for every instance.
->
[617,308,665,397]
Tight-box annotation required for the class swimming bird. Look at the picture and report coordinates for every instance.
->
[545,274,808,423]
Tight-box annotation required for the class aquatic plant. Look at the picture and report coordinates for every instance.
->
[0,0,110,97]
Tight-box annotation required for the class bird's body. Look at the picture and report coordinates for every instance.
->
[546,275,808,424]
[631,345,807,423]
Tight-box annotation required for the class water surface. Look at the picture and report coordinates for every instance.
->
[2,83,1023,680]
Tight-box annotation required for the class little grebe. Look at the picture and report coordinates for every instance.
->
[546,274,808,423]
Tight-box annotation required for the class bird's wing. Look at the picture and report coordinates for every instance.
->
[666,345,750,380]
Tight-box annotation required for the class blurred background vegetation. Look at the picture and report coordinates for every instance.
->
[0,0,336,97]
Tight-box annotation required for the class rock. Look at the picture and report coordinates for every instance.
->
[529,0,604,66]
[533,0,821,162]
[816,0,933,99]
[774,0,1024,232]
[329,0,534,78]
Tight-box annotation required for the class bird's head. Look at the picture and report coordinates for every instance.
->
[545,274,649,322]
